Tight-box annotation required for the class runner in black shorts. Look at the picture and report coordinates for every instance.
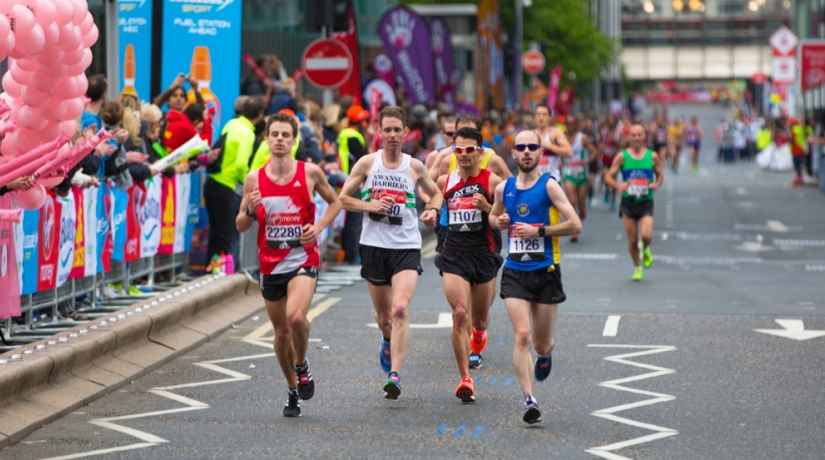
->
[260,267,319,302]
[359,246,422,286]
[435,127,503,402]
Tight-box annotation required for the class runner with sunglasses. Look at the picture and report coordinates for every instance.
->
[435,127,504,402]
[603,124,664,281]
[563,116,599,242]
[489,130,581,424]
[429,114,511,369]
[533,104,573,181]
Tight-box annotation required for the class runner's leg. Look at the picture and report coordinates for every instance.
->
[576,184,588,219]
[639,215,654,252]
[286,275,316,367]
[505,297,535,398]
[564,181,577,215]
[265,297,297,389]
[623,215,641,267]
[367,282,394,342]
[470,278,495,334]
[531,303,558,358]
[444,272,472,378]
[387,269,419,373]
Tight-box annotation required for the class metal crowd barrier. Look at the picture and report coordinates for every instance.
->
[1,253,192,348]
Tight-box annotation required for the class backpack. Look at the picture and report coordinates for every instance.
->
[206,131,229,174]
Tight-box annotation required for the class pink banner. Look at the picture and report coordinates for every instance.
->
[0,195,21,319]
[547,65,562,114]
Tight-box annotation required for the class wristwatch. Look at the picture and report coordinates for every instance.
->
[538,226,546,237]
[428,207,440,215]
[245,206,256,218]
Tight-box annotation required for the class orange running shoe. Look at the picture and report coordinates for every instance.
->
[470,328,488,355]
[455,376,475,402]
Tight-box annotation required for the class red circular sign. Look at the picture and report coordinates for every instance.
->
[522,50,546,75]
[302,39,353,89]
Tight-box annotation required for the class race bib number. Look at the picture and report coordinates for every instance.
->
[656,131,667,142]
[368,188,405,226]
[538,156,555,176]
[627,177,650,197]
[604,147,617,158]
[507,224,545,262]
[265,213,303,249]
[566,160,585,179]
[448,197,482,232]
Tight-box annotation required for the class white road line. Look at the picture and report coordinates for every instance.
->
[40,443,160,460]
[585,345,678,460]
[602,316,621,337]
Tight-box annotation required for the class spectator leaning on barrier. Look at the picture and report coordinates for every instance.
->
[82,74,107,132]
[205,96,265,262]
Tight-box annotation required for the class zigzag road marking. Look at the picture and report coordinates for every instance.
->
[41,297,339,460]
[585,345,678,460]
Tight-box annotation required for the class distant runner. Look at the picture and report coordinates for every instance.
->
[686,116,704,173]
[563,116,599,242]
[533,104,573,181]
[236,113,343,417]
[489,130,582,424]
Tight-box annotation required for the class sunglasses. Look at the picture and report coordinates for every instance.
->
[514,144,540,152]
[453,145,480,154]
[442,131,455,137]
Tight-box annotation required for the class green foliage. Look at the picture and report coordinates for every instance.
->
[400,0,617,90]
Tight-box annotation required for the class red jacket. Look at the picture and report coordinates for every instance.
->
[163,109,213,153]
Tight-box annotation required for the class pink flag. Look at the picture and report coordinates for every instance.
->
[547,65,562,114]
[0,195,21,319]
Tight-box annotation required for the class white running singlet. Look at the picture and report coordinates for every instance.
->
[359,151,421,249]
[538,128,562,181]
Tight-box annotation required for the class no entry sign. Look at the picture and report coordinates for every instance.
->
[302,39,353,89]
[522,50,546,76]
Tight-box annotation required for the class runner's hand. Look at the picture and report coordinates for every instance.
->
[513,222,539,239]
[616,182,628,194]
[651,182,659,192]
[248,188,262,212]
[420,209,436,227]
[495,213,510,230]
[372,196,394,214]
[301,224,318,245]
[472,193,490,212]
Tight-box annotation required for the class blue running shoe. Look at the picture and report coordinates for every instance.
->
[535,354,552,381]
[523,396,542,424]
[383,372,401,399]
[379,338,392,372]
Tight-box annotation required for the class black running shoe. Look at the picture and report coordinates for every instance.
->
[523,398,542,424]
[469,353,482,369]
[296,360,315,400]
[283,390,301,418]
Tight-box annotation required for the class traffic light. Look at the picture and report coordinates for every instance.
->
[305,0,351,33]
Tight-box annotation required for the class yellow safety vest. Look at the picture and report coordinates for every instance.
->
[756,128,772,151]
[448,148,494,173]
[337,127,365,174]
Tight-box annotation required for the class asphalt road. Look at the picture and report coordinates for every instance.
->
[5,104,825,460]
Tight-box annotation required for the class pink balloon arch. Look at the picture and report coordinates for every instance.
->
[0,0,99,187]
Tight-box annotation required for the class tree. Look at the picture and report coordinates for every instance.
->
[401,0,617,92]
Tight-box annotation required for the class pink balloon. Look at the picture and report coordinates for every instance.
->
[1,72,21,98]
[58,23,81,50]
[0,32,14,59]
[12,128,42,154]
[9,5,36,37]
[36,44,64,65]
[31,70,61,93]
[9,61,31,85]
[0,92,13,105]
[82,23,98,48]
[37,120,62,142]
[70,0,88,25]
[61,119,77,137]
[61,44,84,66]
[21,85,51,108]
[39,62,68,78]
[0,1,13,15]
[63,97,84,120]
[78,11,93,35]
[0,136,19,157]
[0,15,10,41]
[12,185,46,210]
[66,48,91,76]
[54,0,73,26]
[19,23,45,56]
[53,75,78,100]
[41,21,59,47]
[38,96,68,121]
[37,176,64,188]
[17,105,49,131]
[16,57,40,72]
[74,75,88,98]
[34,0,57,27]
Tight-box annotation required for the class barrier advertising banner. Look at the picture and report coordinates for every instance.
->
[70,188,87,279]
[378,7,436,105]
[140,176,162,258]
[56,193,76,288]
[174,173,191,254]
[37,191,59,292]
[83,186,99,277]
[430,17,456,110]
[124,183,142,263]
[799,40,825,91]
[158,175,177,255]
[117,0,153,103]
[161,0,242,142]
[20,210,39,295]
[0,195,20,318]
[111,187,129,262]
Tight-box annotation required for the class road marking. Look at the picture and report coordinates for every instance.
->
[735,222,801,232]
[754,319,825,341]
[454,425,466,437]
[766,220,789,232]
[243,297,340,348]
[585,345,678,460]
[41,443,160,460]
[307,297,341,322]
[602,316,621,337]
[471,426,485,438]
[489,377,498,385]
[367,312,453,329]
[422,237,438,259]
[564,253,618,260]
[773,239,825,247]
[436,423,448,435]
[503,378,514,386]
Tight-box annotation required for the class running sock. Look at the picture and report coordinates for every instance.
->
[295,361,308,373]
[288,388,299,396]
[525,395,538,406]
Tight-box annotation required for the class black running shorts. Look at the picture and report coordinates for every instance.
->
[435,249,503,285]
[360,245,422,286]
[260,266,318,302]
[619,198,654,220]
[500,265,566,305]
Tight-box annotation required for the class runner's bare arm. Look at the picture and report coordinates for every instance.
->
[543,180,581,236]
[236,172,259,233]
[547,129,574,158]
[651,151,665,191]
[424,150,438,170]
[302,163,343,245]
[583,137,600,163]
[473,173,502,213]
[339,154,393,214]
[603,152,625,192]
[437,150,453,178]
[488,181,509,230]
[488,155,513,179]
[412,158,442,227]
[428,148,450,182]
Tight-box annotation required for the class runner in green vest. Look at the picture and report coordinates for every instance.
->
[562,115,599,242]
[604,124,664,281]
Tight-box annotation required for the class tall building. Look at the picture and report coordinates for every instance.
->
[621,0,791,81]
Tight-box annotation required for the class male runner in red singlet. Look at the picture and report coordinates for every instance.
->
[236,113,342,418]
[435,127,504,402]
